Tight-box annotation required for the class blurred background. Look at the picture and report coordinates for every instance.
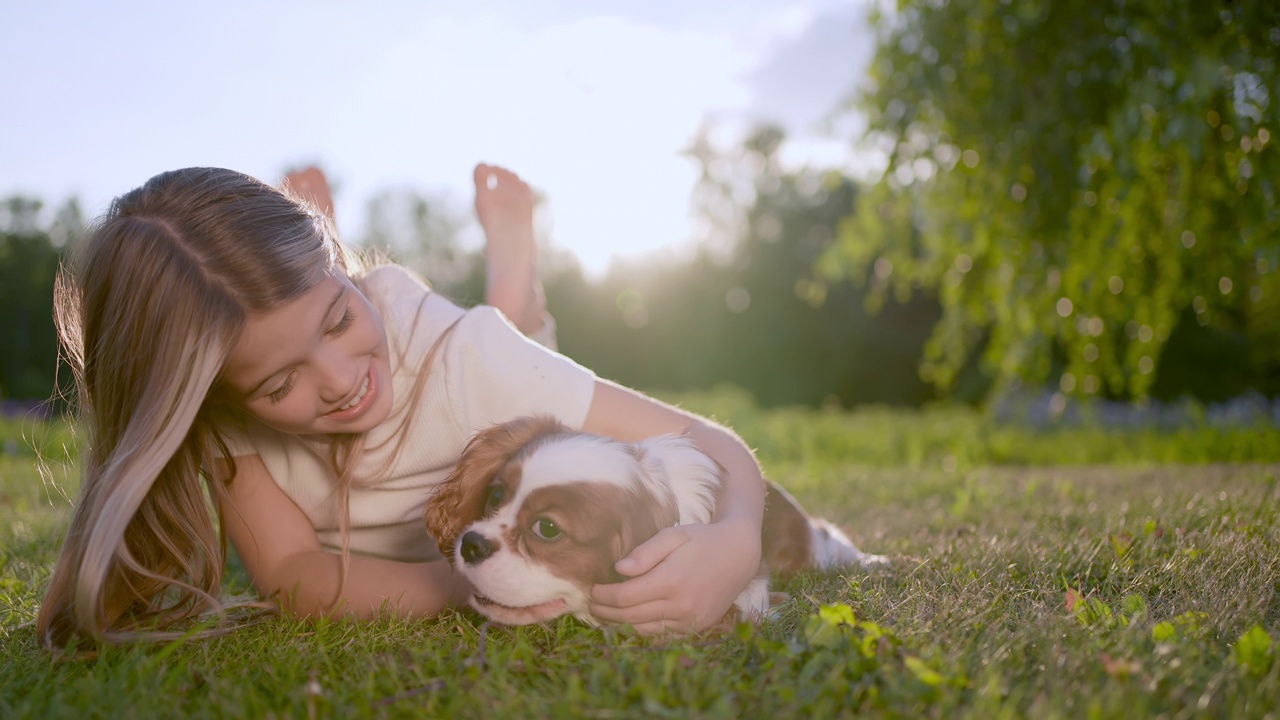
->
[2,0,1277,418]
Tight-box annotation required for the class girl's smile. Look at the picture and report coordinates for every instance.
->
[322,366,378,421]
[222,273,394,436]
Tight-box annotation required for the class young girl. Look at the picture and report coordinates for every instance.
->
[38,163,765,647]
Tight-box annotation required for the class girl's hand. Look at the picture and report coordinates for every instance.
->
[582,382,768,635]
[589,518,762,635]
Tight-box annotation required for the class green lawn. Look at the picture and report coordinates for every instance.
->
[2,396,1279,719]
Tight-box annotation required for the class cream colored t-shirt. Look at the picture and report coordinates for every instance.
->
[221,264,596,561]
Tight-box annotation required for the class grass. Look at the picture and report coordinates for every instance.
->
[2,396,1279,719]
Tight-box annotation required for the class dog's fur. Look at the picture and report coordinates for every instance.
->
[424,416,885,626]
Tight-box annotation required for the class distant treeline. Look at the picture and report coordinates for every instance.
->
[0,197,76,408]
[10,1,1278,411]
[5,129,1273,411]
[542,157,942,409]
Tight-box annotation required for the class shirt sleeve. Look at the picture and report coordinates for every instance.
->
[442,305,596,437]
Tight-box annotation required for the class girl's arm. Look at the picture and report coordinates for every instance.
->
[583,379,765,635]
[217,454,469,617]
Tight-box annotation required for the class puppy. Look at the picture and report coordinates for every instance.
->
[424,416,886,627]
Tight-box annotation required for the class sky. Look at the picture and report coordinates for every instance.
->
[2,0,875,276]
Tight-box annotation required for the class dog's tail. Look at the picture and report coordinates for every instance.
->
[763,481,888,575]
[807,518,889,569]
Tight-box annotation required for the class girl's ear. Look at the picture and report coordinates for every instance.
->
[424,415,567,556]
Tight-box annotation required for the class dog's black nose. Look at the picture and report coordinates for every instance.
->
[460,531,496,564]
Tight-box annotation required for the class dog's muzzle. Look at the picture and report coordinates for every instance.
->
[460,531,496,565]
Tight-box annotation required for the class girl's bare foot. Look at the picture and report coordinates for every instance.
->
[284,166,337,230]
[473,163,547,337]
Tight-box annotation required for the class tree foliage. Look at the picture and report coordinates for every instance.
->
[0,197,80,403]
[361,187,477,297]
[826,0,1280,399]
[329,143,935,409]
[547,126,939,408]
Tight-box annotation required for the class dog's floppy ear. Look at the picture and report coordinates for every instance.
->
[634,434,723,526]
[602,435,721,578]
[609,485,679,580]
[425,415,567,555]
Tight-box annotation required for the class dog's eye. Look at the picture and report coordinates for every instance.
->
[484,485,505,515]
[530,517,562,540]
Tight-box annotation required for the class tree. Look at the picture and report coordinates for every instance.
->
[548,125,938,408]
[360,188,477,298]
[825,0,1280,399]
[0,197,82,403]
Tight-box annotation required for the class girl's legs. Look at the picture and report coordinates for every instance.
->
[283,164,555,346]
[472,163,553,343]
[283,167,336,225]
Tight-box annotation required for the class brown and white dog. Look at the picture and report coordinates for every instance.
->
[424,415,886,627]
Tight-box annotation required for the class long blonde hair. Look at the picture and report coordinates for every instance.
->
[38,167,360,647]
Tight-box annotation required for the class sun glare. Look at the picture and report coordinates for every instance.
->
[325,13,756,276]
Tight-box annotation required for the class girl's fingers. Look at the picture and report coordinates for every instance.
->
[628,620,687,637]
[612,526,689,577]
[589,596,671,625]
[591,600,702,636]
[590,598,710,636]
[591,570,667,611]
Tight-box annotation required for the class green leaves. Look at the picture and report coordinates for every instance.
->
[1068,591,1116,630]
[776,603,963,708]
[1152,621,1176,643]
[801,603,858,649]
[1235,625,1274,675]
[1065,587,1275,684]
[904,656,946,687]
[831,0,1280,399]
[0,198,76,401]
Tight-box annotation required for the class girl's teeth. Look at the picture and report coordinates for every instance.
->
[339,376,370,411]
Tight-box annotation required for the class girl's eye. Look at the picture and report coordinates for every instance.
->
[328,308,355,336]
[530,517,561,540]
[483,485,505,515]
[267,374,296,403]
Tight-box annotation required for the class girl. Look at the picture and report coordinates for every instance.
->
[38,164,765,647]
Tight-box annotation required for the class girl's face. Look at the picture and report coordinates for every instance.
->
[221,273,395,436]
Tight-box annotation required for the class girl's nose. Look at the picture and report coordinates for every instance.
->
[315,346,356,404]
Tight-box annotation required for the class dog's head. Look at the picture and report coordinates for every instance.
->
[424,416,721,625]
